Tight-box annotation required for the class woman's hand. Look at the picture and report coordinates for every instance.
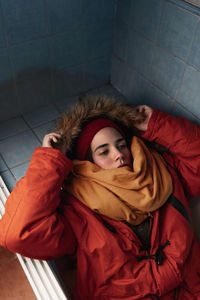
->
[133,105,153,132]
[42,133,62,148]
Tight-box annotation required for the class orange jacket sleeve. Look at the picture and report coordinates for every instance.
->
[0,147,76,260]
[142,109,200,200]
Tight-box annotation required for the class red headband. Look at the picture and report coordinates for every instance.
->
[76,118,125,160]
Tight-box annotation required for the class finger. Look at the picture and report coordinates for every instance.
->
[52,136,60,143]
[49,133,62,138]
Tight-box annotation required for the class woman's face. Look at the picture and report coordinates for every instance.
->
[90,127,132,169]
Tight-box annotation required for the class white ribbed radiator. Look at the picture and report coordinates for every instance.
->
[0,176,69,300]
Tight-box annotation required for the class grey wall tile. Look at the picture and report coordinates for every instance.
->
[1,0,47,45]
[55,96,79,113]
[46,0,82,35]
[16,73,53,113]
[23,104,60,128]
[120,68,148,104]
[171,102,200,124]
[11,161,30,181]
[82,0,115,24]
[84,21,114,61]
[49,30,84,70]
[0,117,29,140]
[130,0,163,41]
[157,1,198,60]
[0,84,20,121]
[53,64,84,100]
[0,47,12,83]
[97,85,122,98]
[0,130,40,168]
[188,21,200,70]
[111,56,148,104]
[0,8,6,48]
[150,47,185,98]
[143,83,174,113]
[177,65,200,119]
[33,120,57,142]
[125,31,154,77]
[116,0,132,25]
[82,57,110,91]
[10,39,51,82]
[113,21,130,60]
[111,54,175,112]
[110,55,129,95]
[0,155,7,172]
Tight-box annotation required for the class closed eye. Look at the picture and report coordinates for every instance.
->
[118,144,126,149]
[117,140,127,150]
[99,149,109,156]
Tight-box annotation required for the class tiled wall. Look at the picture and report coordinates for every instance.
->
[0,0,115,121]
[111,0,200,124]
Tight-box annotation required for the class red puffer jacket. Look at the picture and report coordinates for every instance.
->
[0,110,200,299]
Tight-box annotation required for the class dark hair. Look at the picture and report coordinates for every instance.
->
[85,146,93,162]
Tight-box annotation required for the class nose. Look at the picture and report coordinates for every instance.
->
[112,147,124,161]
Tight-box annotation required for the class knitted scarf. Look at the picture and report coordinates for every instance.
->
[64,136,173,225]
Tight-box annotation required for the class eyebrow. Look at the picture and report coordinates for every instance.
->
[94,138,125,153]
[94,143,108,152]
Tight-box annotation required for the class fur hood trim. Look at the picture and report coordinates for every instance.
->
[53,95,144,158]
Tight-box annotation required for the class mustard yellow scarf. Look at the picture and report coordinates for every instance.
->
[64,137,173,225]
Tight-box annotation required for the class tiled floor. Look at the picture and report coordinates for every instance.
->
[0,247,36,300]
[0,84,124,192]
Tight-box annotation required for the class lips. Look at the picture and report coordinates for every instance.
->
[118,164,128,168]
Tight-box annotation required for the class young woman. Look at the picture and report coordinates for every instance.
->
[0,96,200,299]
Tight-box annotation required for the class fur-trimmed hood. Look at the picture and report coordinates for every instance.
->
[53,95,144,158]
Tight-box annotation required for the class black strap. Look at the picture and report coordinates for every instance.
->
[136,240,170,265]
[101,218,116,233]
[168,195,192,229]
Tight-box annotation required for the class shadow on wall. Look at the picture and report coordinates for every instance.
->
[0,67,51,121]
[0,64,109,122]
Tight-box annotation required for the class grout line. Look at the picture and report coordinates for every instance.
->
[0,159,31,174]
[172,99,200,120]
[43,0,49,36]
[185,18,200,65]
[0,153,9,172]
[148,0,165,80]
[174,18,200,100]
[112,54,200,121]
[0,79,113,138]
[9,159,31,170]
[1,18,115,49]
[43,0,56,103]
[116,17,200,71]
[0,123,29,142]
[166,0,200,15]
[20,115,47,145]
[0,0,21,110]
[0,169,17,185]
[0,160,30,183]
[112,53,173,99]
